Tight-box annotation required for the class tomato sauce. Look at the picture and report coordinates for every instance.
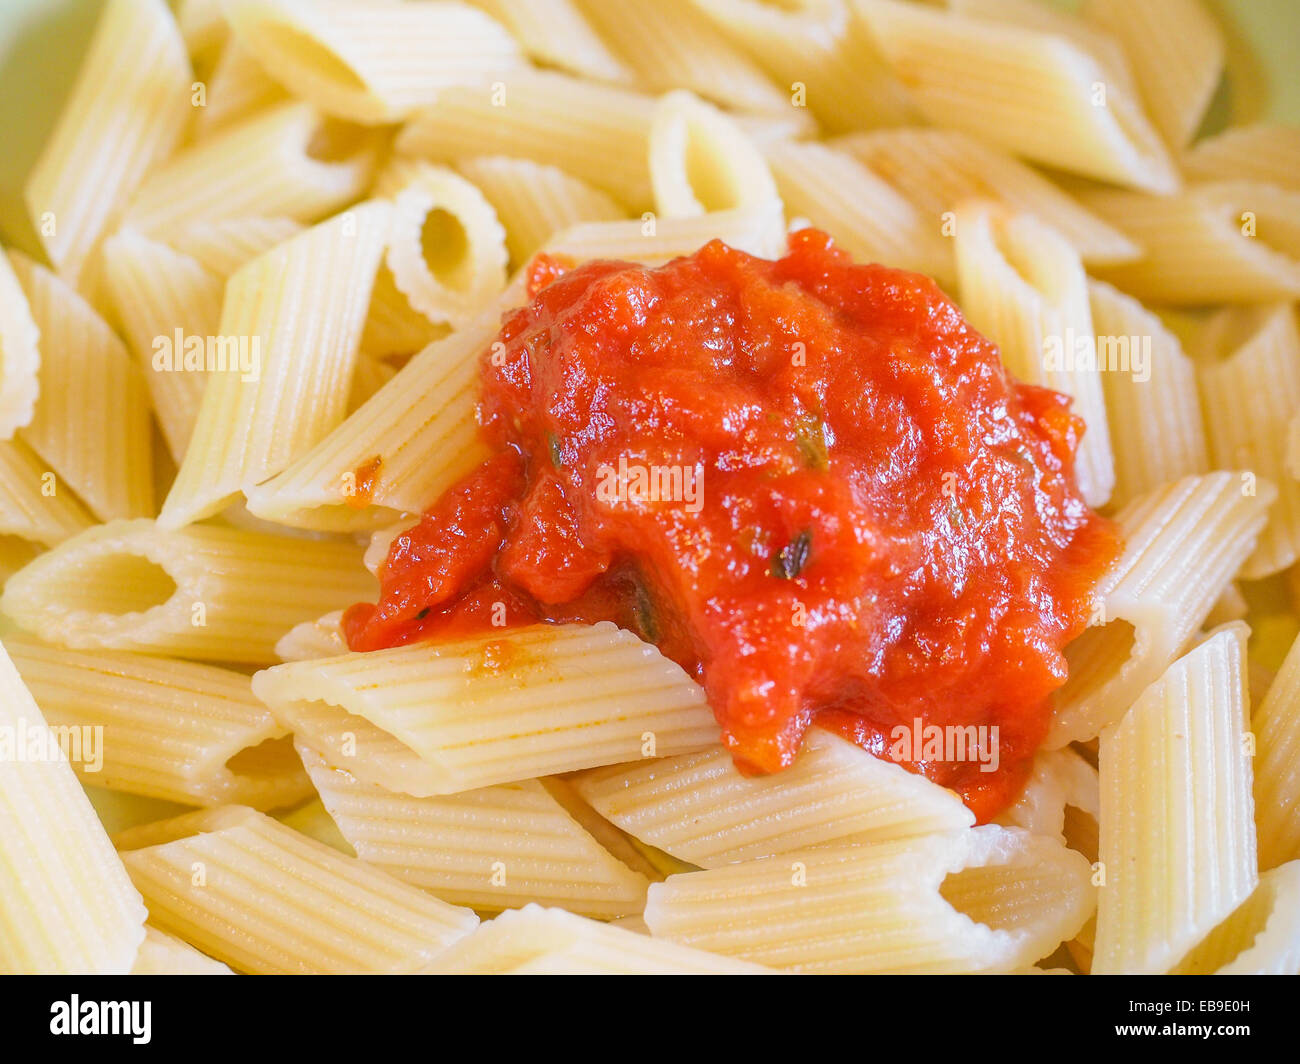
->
[344,230,1119,821]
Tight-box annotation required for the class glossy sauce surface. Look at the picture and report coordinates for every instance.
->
[344,230,1119,821]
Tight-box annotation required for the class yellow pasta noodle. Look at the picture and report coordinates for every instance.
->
[1182,123,1300,189]
[6,638,312,809]
[649,91,780,219]
[8,252,153,521]
[116,805,479,973]
[131,925,234,975]
[953,203,1114,507]
[1198,303,1300,578]
[1174,861,1300,975]
[424,903,771,973]
[276,610,347,663]
[1094,624,1257,974]
[243,278,523,530]
[1086,182,1300,303]
[468,0,630,84]
[544,204,787,264]
[396,70,656,208]
[251,622,720,796]
[644,826,1093,973]
[1048,473,1272,747]
[0,518,375,664]
[1083,0,1224,149]
[856,0,1178,193]
[577,0,788,115]
[455,155,626,267]
[1253,627,1300,872]
[160,201,391,528]
[228,0,523,124]
[167,216,305,279]
[375,159,509,328]
[0,248,40,440]
[297,744,650,916]
[100,229,221,462]
[0,437,94,547]
[1088,279,1209,507]
[192,40,289,137]
[832,128,1140,265]
[691,0,915,132]
[573,728,973,868]
[0,641,147,973]
[123,102,380,240]
[23,0,192,292]
[766,139,952,286]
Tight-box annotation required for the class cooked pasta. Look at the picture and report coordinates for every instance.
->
[0,519,376,663]
[1093,625,1257,975]
[251,622,719,795]
[0,642,147,974]
[2,0,1297,985]
[116,805,479,973]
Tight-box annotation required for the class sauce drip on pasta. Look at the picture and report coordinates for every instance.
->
[344,230,1120,821]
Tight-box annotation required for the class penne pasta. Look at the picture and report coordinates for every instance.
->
[691,0,915,132]
[1048,473,1272,747]
[8,252,153,522]
[228,0,523,124]
[953,203,1113,507]
[396,70,656,208]
[1253,628,1300,872]
[856,0,1178,193]
[243,278,525,531]
[467,0,631,84]
[1094,624,1257,975]
[455,155,626,268]
[1085,182,1300,303]
[6,638,312,809]
[1182,123,1300,189]
[100,229,221,463]
[0,248,40,440]
[191,40,289,138]
[766,139,952,286]
[1082,0,1224,149]
[276,610,347,663]
[649,91,780,219]
[23,0,192,293]
[643,826,1094,973]
[374,159,509,328]
[832,128,1140,265]
[131,925,234,975]
[0,437,94,547]
[0,518,376,664]
[573,728,974,868]
[576,0,788,115]
[297,744,650,917]
[159,202,391,528]
[251,622,720,796]
[166,216,305,279]
[123,102,381,240]
[424,903,771,973]
[1088,279,1209,506]
[1198,304,1300,578]
[0,641,147,973]
[1174,861,1300,976]
[116,805,479,973]
[544,204,788,265]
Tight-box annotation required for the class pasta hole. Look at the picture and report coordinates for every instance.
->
[1172,879,1274,974]
[225,736,301,783]
[685,131,744,213]
[420,208,472,289]
[939,862,1043,934]
[71,553,177,615]
[306,118,369,163]
[252,21,367,92]
[1057,619,1136,712]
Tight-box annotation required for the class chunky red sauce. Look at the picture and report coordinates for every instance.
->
[344,230,1119,821]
